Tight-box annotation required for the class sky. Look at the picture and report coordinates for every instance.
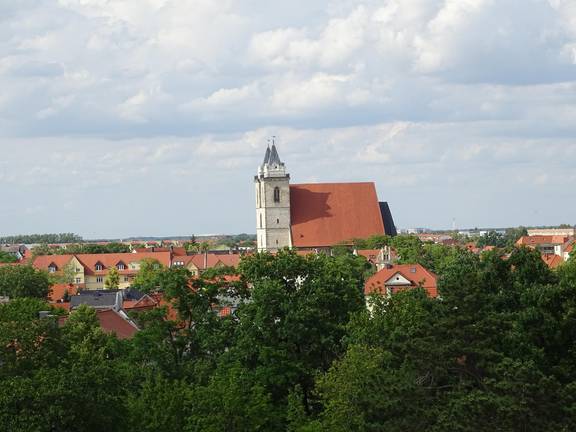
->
[0,0,575,239]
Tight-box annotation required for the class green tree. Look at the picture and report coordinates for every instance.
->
[105,266,120,289]
[0,265,51,299]
[234,250,365,423]
[132,258,165,292]
[0,251,18,263]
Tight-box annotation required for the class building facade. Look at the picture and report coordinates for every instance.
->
[254,144,292,252]
[254,144,396,253]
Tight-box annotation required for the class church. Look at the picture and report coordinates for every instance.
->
[255,144,396,252]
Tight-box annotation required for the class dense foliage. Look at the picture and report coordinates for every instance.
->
[0,233,83,244]
[0,265,51,299]
[32,242,132,255]
[1,247,575,431]
[0,251,18,263]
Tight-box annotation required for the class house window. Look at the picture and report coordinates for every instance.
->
[95,264,103,271]
[124,276,129,282]
[75,277,81,284]
[274,187,280,203]
[96,277,103,283]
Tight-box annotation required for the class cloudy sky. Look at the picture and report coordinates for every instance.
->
[1,0,575,238]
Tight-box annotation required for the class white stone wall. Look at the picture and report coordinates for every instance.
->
[255,175,292,252]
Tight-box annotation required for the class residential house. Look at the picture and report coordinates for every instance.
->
[365,263,438,298]
[516,235,570,256]
[33,251,171,290]
[171,253,241,275]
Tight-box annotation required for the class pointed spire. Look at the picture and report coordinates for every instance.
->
[263,145,271,164]
[269,144,281,166]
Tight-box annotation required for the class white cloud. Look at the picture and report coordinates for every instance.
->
[0,0,575,235]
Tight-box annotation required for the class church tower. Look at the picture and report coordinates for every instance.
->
[255,143,292,252]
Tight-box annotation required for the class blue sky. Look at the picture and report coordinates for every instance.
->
[0,0,575,238]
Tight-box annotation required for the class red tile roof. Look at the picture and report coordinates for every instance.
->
[58,308,138,339]
[172,253,241,270]
[290,182,385,248]
[75,252,171,275]
[365,264,438,297]
[356,249,382,263]
[48,284,79,302]
[32,255,75,271]
[96,309,139,339]
[516,235,568,246]
[123,294,157,311]
[542,254,564,269]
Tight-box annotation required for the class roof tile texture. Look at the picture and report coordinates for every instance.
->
[290,182,385,248]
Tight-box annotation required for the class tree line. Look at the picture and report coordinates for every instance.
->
[0,245,576,431]
[0,233,83,244]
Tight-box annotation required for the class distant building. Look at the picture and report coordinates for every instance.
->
[0,244,28,261]
[364,263,438,298]
[515,235,569,256]
[33,251,172,290]
[527,228,575,237]
[255,144,396,252]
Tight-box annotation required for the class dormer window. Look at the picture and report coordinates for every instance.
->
[117,262,126,270]
[48,264,57,273]
[95,262,103,271]
[274,187,280,203]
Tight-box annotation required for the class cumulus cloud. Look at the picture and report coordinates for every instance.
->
[0,0,575,236]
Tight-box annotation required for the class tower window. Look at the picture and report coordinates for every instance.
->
[276,218,279,224]
[274,187,280,203]
[260,213,263,228]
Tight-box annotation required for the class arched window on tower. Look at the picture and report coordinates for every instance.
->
[274,187,280,203]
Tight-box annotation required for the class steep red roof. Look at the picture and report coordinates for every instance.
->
[542,254,564,269]
[58,308,138,339]
[290,183,385,248]
[33,255,75,271]
[96,309,139,339]
[365,264,438,298]
[123,294,157,311]
[76,252,171,275]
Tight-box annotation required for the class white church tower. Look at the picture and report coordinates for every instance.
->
[255,142,292,252]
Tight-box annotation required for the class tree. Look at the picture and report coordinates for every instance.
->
[132,258,165,292]
[105,267,120,289]
[234,250,365,423]
[0,251,17,263]
[0,265,51,299]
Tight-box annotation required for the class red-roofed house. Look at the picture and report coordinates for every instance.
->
[34,251,171,290]
[254,144,396,252]
[171,253,241,275]
[365,264,438,298]
[516,235,570,256]
[58,308,138,339]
